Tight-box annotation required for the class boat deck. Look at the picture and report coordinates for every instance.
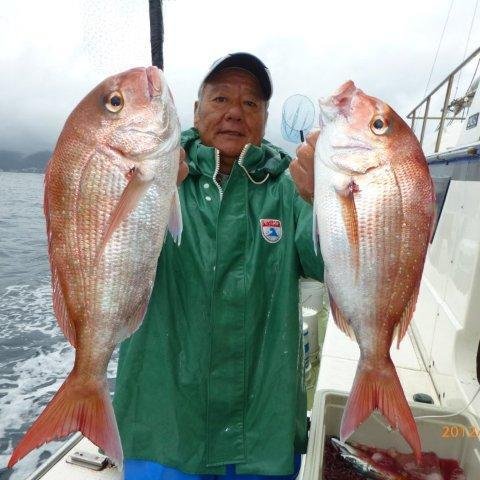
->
[316,315,439,403]
[25,435,121,480]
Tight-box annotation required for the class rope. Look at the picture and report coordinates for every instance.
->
[239,164,270,185]
[453,0,479,99]
[464,56,480,118]
[466,56,480,94]
[424,0,455,97]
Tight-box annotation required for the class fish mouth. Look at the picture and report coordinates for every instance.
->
[146,66,162,99]
[319,80,362,124]
[127,128,162,142]
[331,80,358,101]
[330,80,360,113]
[332,142,372,152]
[331,438,357,455]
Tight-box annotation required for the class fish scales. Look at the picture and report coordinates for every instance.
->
[9,66,182,469]
[322,165,404,324]
[314,81,435,462]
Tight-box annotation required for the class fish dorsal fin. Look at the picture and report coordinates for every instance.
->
[328,288,356,341]
[395,280,421,348]
[96,168,153,263]
[335,181,360,281]
[44,170,77,348]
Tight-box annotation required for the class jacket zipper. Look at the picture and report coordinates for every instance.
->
[237,143,251,168]
[213,149,223,200]
[213,144,251,200]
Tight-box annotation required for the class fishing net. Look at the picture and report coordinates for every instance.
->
[281,94,315,143]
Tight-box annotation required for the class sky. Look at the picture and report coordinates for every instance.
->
[0,0,479,156]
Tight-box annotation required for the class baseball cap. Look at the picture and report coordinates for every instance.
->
[200,52,272,100]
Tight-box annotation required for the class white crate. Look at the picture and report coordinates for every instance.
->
[303,390,480,480]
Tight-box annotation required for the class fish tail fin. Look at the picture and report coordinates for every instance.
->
[340,357,422,463]
[8,370,123,469]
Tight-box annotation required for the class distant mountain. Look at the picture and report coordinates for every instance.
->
[0,150,52,173]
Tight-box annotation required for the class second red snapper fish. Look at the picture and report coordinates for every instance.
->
[8,66,182,469]
[313,81,435,461]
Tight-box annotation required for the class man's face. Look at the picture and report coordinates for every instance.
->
[194,68,268,159]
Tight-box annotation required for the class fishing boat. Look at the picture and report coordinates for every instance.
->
[10,1,480,477]
[20,46,480,480]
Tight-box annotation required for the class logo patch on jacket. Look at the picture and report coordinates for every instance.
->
[260,219,282,243]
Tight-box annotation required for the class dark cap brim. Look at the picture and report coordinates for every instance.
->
[201,52,272,100]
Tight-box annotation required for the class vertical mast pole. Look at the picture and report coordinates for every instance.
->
[149,0,164,69]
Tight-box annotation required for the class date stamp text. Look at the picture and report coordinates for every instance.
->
[441,425,480,438]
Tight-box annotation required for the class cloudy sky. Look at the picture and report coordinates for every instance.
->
[1,0,479,156]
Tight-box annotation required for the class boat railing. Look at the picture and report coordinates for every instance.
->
[407,45,480,153]
[24,433,83,480]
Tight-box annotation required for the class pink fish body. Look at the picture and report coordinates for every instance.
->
[8,66,182,469]
[314,81,435,461]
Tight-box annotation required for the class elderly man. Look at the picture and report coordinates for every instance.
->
[113,52,322,480]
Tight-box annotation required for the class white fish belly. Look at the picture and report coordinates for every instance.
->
[315,164,403,328]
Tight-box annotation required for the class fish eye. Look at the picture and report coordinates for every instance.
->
[105,91,124,113]
[370,116,389,135]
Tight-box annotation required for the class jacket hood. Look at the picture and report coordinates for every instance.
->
[181,128,291,180]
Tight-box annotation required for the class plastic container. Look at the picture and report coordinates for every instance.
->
[303,322,310,370]
[300,280,329,363]
[303,390,480,480]
[303,322,312,385]
[301,280,325,312]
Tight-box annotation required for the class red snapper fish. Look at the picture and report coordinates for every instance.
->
[313,81,435,461]
[8,66,182,469]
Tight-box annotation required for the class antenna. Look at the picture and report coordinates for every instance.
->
[281,94,315,143]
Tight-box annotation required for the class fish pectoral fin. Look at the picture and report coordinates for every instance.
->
[335,183,360,281]
[328,288,356,341]
[395,280,421,348]
[96,168,153,262]
[168,189,183,245]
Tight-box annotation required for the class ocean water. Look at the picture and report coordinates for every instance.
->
[0,172,118,480]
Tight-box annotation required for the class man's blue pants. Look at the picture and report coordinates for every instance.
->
[124,455,302,480]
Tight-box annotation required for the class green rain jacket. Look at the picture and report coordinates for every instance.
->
[113,128,324,475]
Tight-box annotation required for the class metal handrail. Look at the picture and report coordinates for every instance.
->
[24,433,83,480]
[407,45,480,152]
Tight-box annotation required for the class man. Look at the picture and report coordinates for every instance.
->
[113,52,322,480]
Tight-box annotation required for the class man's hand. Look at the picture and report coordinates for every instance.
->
[177,148,189,186]
[289,129,320,204]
